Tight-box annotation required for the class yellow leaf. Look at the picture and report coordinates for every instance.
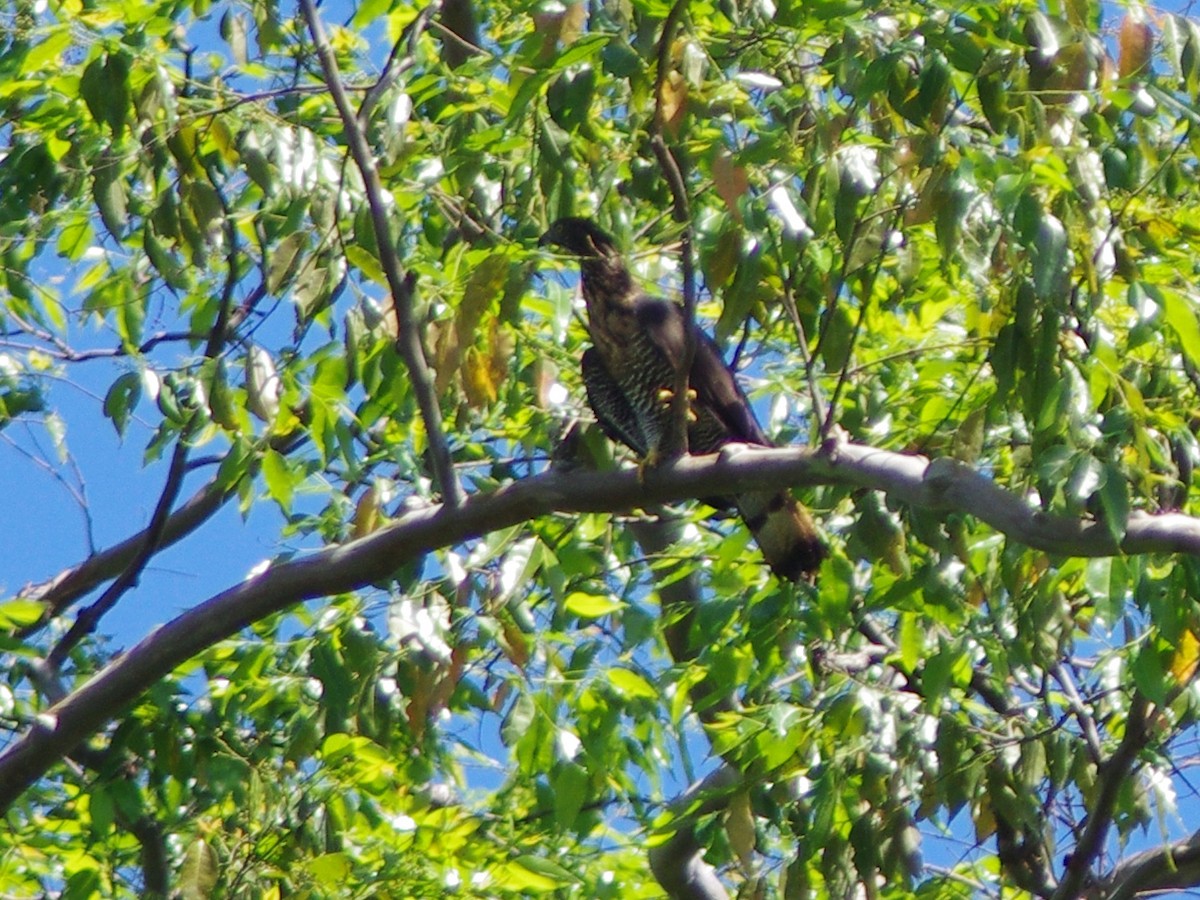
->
[1170,629,1200,684]
[563,591,623,618]
[462,346,497,408]
[352,486,383,539]
[658,71,688,135]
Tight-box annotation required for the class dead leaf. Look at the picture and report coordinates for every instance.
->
[658,71,688,136]
[1118,13,1154,79]
[713,152,749,220]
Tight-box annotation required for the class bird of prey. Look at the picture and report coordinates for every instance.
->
[540,216,825,581]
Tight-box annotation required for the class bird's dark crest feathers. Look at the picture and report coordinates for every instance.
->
[539,217,619,258]
[540,215,826,581]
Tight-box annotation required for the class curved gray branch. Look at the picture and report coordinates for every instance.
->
[2,441,1199,811]
[1089,828,1200,899]
[648,765,739,900]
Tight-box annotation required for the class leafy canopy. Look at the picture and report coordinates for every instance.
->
[3,0,1200,897]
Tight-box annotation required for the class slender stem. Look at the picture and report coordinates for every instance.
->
[299,0,464,509]
[650,0,695,459]
[1052,693,1151,899]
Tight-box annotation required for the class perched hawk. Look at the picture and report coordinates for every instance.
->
[540,217,825,581]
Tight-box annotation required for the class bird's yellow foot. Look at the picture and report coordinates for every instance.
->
[637,447,663,483]
[656,386,699,422]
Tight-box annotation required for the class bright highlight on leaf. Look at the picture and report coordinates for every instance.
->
[563,591,624,618]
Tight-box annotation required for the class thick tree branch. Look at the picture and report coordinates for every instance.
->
[299,0,464,508]
[648,765,738,900]
[1089,827,1200,899]
[2,441,1199,810]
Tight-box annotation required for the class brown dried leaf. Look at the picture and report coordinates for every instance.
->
[488,321,514,389]
[1119,14,1154,78]
[713,152,749,220]
[658,71,688,136]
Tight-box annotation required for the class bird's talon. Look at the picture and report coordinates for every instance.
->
[637,448,662,483]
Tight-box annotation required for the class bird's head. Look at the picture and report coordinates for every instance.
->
[539,217,619,259]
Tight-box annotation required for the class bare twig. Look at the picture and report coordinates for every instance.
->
[44,183,242,668]
[357,2,438,124]
[650,0,695,460]
[1051,661,1104,764]
[300,0,464,508]
[46,424,198,669]
[19,470,237,622]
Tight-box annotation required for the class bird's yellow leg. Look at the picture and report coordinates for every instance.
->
[636,447,661,484]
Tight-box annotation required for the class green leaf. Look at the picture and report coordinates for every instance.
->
[1097,462,1130,545]
[0,598,45,629]
[1031,214,1067,299]
[897,612,922,671]
[262,448,294,513]
[102,372,142,438]
[1158,286,1200,366]
[1131,637,1169,704]
[508,855,577,889]
[178,837,218,900]
[308,852,352,885]
[92,156,128,239]
[607,667,657,700]
[88,785,114,837]
[553,762,589,829]
[563,591,624,618]
[267,231,308,295]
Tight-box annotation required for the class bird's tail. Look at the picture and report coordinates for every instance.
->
[737,491,825,582]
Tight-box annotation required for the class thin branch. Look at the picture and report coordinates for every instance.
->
[3,441,1200,809]
[18,471,237,623]
[776,246,825,431]
[1,427,93,551]
[820,207,905,439]
[1051,661,1104,765]
[357,2,438,124]
[46,424,197,668]
[44,179,241,668]
[650,0,694,460]
[299,0,464,509]
[1053,693,1152,899]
